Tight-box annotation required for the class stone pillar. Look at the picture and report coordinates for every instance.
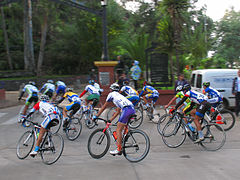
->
[94,61,118,106]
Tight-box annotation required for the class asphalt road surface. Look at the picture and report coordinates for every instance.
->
[0,105,240,180]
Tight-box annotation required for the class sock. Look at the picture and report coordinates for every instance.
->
[34,146,39,152]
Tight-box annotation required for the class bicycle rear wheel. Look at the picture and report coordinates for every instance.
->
[85,109,98,129]
[40,133,64,165]
[123,129,150,162]
[157,114,172,136]
[87,128,110,159]
[162,121,186,148]
[200,123,226,151]
[212,109,235,131]
[16,131,34,159]
[65,117,82,141]
[129,107,143,129]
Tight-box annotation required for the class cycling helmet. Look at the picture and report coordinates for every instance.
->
[183,84,191,91]
[66,87,73,92]
[89,80,95,85]
[40,94,50,102]
[123,79,129,86]
[203,82,210,87]
[28,81,35,86]
[47,79,54,84]
[110,83,120,91]
[176,85,183,92]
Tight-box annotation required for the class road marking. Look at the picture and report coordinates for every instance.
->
[0,112,7,118]
[1,115,18,125]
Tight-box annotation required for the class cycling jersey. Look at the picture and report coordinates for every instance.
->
[204,87,223,105]
[56,81,66,87]
[176,91,191,104]
[184,90,208,104]
[120,85,139,96]
[23,84,39,95]
[40,83,55,93]
[31,101,60,129]
[21,84,39,105]
[139,85,159,103]
[106,91,133,109]
[56,81,66,95]
[63,92,81,103]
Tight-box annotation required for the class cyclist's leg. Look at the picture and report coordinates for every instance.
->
[69,102,81,117]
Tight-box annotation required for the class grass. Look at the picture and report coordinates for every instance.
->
[0,75,73,81]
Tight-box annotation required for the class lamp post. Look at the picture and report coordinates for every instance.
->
[101,0,109,61]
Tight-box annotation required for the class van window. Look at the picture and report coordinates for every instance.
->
[191,74,195,86]
[196,74,202,88]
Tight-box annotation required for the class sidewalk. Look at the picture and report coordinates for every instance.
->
[0,91,22,109]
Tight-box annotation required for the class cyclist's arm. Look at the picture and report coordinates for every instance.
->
[165,96,177,108]
[139,90,144,97]
[18,91,24,100]
[26,102,39,118]
[96,101,109,117]
[175,96,188,110]
[79,90,87,98]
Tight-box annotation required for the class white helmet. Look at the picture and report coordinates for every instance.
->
[110,83,120,91]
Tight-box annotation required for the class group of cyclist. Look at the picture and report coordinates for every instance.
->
[17,73,223,157]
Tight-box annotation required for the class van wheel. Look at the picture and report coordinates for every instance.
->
[222,99,229,109]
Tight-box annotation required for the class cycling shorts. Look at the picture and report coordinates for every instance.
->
[26,92,38,106]
[126,95,139,106]
[196,101,211,118]
[87,94,100,101]
[64,101,81,115]
[183,102,197,115]
[41,114,60,129]
[118,106,135,124]
[56,85,66,95]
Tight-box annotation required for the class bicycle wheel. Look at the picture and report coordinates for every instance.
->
[129,107,143,129]
[50,118,62,135]
[65,117,82,141]
[212,109,235,131]
[40,133,64,165]
[200,123,226,151]
[16,131,35,159]
[162,121,186,148]
[87,128,110,159]
[106,107,119,125]
[123,129,150,162]
[157,114,173,136]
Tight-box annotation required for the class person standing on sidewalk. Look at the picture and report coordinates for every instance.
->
[130,60,141,90]
[232,69,240,117]
[174,73,188,103]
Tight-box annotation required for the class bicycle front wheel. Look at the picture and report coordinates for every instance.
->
[87,128,110,159]
[213,109,235,131]
[16,131,35,159]
[123,129,150,163]
[40,133,64,165]
[162,121,186,148]
[129,107,143,129]
[157,114,172,136]
[200,123,226,151]
[65,117,82,141]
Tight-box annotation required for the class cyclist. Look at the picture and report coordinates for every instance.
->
[93,83,135,155]
[119,79,139,106]
[57,88,81,130]
[18,81,39,122]
[22,95,60,157]
[52,80,66,101]
[173,84,211,143]
[79,80,101,110]
[39,80,55,99]
[139,81,159,118]
[202,82,223,107]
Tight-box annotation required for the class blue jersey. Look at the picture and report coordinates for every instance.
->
[204,87,223,99]
[185,90,208,104]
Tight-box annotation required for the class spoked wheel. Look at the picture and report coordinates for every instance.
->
[16,131,35,159]
[162,121,186,148]
[200,123,226,151]
[40,133,64,165]
[87,128,110,159]
[157,114,173,136]
[129,107,143,129]
[18,105,34,126]
[212,109,235,131]
[65,117,82,141]
[123,129,150,162]
[106,107,119,126]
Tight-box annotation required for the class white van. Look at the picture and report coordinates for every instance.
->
[190,69,238,108]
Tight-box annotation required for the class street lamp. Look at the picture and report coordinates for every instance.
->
[101,0,109,61]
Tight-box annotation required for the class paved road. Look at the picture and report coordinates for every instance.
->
[0,105,240,180]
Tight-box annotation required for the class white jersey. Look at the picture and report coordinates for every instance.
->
[23,84,39,95]
[33,101,60,117]
[106,91,133,109]
[56,81,66,87]
[85,85,100,95]
[41,83,55,92]
[185,90,208,104]
[120,86,138,96]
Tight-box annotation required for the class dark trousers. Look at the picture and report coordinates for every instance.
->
[235,92,240,116]
[133,80,138,90]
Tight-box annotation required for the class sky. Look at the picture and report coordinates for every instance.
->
[116,0,240,22]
